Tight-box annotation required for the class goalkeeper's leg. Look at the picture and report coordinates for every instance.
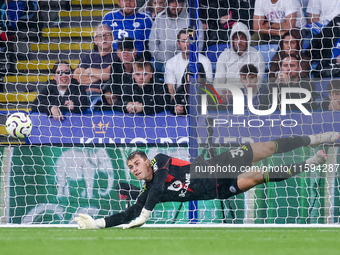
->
[237,150,328,192]
[250,132,339,165]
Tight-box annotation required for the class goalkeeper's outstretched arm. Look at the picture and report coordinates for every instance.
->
[75,203,143,229]
[105,203,143,228]
[76,184,150,229]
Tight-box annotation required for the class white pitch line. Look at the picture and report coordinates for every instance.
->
[0,224,340,228]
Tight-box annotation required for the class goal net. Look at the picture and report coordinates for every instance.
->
[0,0,340,225]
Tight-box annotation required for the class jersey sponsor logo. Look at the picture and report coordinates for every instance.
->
[133,22,140,28]
[229,186,237,193]
[118,29,129,39]
[166,173,193,197]
[167,180,183,192]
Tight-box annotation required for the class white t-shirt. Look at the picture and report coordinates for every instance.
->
[59,89,66,97]
[254,0,307,28]
[307,0,340,24]
[165,53,213,92]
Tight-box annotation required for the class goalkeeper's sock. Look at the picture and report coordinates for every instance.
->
[273,136,310,154]
[263,162,305,183]
[263,150,327,183]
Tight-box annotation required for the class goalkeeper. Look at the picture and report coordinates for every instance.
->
[75,132,339,229]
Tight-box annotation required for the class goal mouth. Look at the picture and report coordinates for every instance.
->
[1,0,340,227]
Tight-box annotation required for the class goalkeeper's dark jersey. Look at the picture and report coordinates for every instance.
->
[105,145,253,227]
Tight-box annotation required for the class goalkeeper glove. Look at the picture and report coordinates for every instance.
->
[75,214,106,229]
[123,208,152,229]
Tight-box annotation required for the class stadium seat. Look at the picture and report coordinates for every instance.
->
[205,44,230,63]
[332,38,340,58]
[314,78,340,99]
[253,44,279,71]
[303,37,311,50]
[205,44,230,72]
[314,78,334,100]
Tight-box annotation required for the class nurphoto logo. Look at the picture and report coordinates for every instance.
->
[200,83,312,116]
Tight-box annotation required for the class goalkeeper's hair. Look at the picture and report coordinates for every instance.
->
[127,151,149,162]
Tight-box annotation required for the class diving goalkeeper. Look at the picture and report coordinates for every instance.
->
[75,132,339,229]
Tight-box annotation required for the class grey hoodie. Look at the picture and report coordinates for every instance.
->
[148,3,204,63]
[215,22,265,85]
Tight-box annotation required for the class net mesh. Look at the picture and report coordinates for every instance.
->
[0,0,339,225]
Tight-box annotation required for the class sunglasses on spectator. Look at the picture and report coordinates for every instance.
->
[94,33,113,39]
[56,70,71,75]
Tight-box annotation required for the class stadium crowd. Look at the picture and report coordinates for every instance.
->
[30,0,340,118]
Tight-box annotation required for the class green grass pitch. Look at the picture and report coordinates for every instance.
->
[0,228,339,255]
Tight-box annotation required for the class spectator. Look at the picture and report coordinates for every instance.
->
[306,0,340,25]
[165,28,213,99]
[305,14,340,72]
[252,0,307,45]
[102,0,153,52]
[237,0,256,32]
[121,59,171,114]
[260,54,316,112]
[102,37,137,110]
[198,0,238,46]
[269,29,310,82]
[221,64,266,110]
[319,55,340,78]
[73,24,117,106]
[138,0,166,20]
[148,0,205,71]
[320,79,340,111]
[31,61,88,121]
[199,0,255,47]
[170,62,206,115]
[214,22,265,88]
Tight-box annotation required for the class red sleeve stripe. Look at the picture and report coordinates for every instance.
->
[171,158,191,166]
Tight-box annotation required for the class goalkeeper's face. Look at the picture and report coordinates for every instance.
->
[127,155,153,181]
